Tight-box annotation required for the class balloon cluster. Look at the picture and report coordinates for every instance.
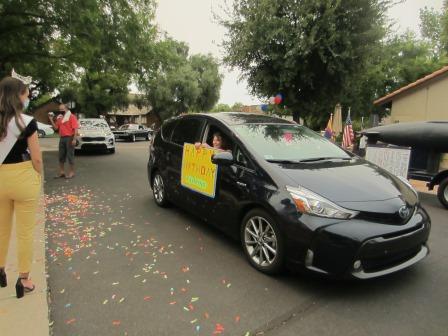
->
[257,93,283,112]
[269,94,283,105]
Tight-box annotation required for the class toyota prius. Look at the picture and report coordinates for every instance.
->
[147,113,430,279]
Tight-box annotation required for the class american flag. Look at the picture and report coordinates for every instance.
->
[342,109,354,148]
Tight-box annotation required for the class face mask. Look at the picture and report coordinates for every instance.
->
[23,98,30,110]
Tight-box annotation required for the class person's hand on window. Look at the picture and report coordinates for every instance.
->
[194,142,202,150]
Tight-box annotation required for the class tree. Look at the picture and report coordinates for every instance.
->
[0,0,157,115]
[137,39,222,122]
[221,0,390,126]
[190,54,223,112]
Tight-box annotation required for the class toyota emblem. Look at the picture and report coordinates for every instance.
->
[398,206,411,219]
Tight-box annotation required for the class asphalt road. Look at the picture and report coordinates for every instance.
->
[42,138,448,336]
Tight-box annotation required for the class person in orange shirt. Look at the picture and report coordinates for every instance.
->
[48,103,79,179]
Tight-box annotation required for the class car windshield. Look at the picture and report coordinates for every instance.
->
[119,124,137,130]
[79,120,109,129]
[232,123,351,162]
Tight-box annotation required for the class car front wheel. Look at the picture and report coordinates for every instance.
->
[152,172,169,207]
[437,177,448,209]
[241,209,284,274]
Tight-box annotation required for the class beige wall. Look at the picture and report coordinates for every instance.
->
[390,75,448,123]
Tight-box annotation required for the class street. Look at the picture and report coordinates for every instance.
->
[41,138,448,336]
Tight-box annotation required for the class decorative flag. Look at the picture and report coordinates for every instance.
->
[324,113,334,140]
[342,108,354,148]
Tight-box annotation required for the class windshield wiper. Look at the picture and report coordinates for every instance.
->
[266,159,302,164]
[298,157,351,163]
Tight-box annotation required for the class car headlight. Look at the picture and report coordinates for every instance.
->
[286,185,359,219]
[397,176,419,199]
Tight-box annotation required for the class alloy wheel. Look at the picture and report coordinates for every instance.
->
[244,216,278,267]
[153,174,165,204]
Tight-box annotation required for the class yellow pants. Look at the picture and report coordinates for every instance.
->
[0,161,41,273]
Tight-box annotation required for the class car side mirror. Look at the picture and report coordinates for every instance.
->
[211,151,234,166]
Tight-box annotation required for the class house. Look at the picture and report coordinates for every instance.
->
[374,65,448,123]
[374,65,448,174]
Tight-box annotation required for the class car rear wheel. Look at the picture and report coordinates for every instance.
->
[437,177,448,209]
[152,172,169,207]
[130,134,136,142]
[241,209,284,274]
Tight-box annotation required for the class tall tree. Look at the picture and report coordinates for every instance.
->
[221,0,390,126]
[137,39,222,122]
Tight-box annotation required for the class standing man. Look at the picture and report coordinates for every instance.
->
[48,103,79,179]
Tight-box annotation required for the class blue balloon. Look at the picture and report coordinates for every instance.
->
[261,104,268,112]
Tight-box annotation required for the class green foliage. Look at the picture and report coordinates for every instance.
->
[137,39,222,122]
[222,0,390,127]
[0,0,157,116]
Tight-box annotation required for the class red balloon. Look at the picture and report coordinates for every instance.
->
[274,95,282,104]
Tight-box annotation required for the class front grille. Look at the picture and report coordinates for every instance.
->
[361,246,421,272]
[82,137,105,142]
[357,206,415,225]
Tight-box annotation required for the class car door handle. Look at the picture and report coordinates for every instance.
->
[237,181,247,187]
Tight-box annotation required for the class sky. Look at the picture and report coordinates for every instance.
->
[155,0,445,106]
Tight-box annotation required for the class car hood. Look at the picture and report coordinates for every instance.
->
[80,129,111,136]
[276,158,417,210]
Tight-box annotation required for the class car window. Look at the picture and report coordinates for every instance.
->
[232,124,350,162]
[235,147,253,169]
[79,120,109,129]
[171,118,204,146]
[161,119,178,141]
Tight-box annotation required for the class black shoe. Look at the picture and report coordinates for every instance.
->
[15,277,35,299]
[0,269,6,287]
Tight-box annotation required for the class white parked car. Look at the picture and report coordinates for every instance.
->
[37,121,55,138]
[76,118,115,154]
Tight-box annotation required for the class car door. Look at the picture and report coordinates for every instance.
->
[166,117,206,207]
[189,122,257,233]
[208,145,257,235]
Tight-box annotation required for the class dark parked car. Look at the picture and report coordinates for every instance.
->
[113,124,153,142]
[147,113,430,279]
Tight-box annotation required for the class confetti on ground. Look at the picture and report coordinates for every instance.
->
[112,320,121,326]
[235,315,241,323]
[213,323,225,334]
[143,296,152,301]
[65,318,76,325]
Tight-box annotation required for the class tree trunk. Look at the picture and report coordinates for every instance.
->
[292,110,300,123]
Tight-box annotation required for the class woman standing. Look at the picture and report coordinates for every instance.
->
[0,76,42,298]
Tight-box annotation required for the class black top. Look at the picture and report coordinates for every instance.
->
[3,118,38,164]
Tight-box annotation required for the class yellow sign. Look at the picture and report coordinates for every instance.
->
[181,143,218,198]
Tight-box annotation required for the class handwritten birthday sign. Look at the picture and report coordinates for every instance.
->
[181,143,218,198]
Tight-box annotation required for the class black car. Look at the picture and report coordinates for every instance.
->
[113,124,153,142]
[147,112,430,279]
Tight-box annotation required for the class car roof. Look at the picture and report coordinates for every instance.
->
[180,112,295,126]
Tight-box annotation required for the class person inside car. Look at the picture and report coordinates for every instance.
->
[195,132,231,152]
